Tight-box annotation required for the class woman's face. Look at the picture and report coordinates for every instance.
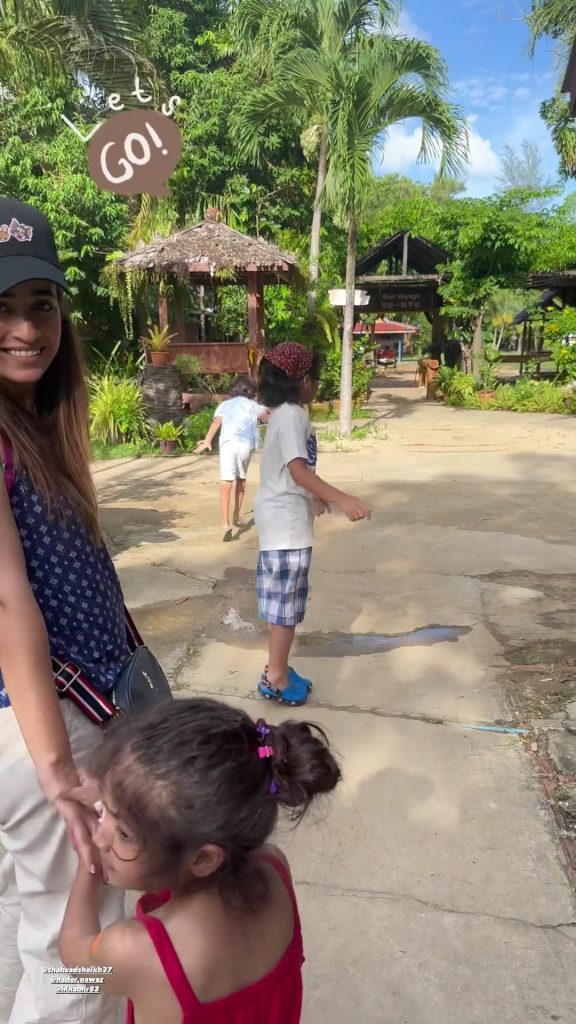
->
[0,279,61,391]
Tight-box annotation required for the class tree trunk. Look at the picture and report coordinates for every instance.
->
[307,128,328,318]
[339,217,357,438]
[471,309,484,382]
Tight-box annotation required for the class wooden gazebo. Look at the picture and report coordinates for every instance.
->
[110,212,300,373]
[355,231,450,349]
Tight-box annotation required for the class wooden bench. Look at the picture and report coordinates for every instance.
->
[498,351,551,365]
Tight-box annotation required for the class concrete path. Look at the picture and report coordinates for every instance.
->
[98,371,576,1024]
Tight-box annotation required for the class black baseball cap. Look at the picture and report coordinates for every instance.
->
[0,197,68,296]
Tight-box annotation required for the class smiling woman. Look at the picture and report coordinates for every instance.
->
[0,197,126,1024]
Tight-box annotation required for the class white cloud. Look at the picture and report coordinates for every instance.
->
[376,117,500,185]
[513,87,531,100]
[393,8,430,42]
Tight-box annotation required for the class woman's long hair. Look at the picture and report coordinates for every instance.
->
[0,312,100,541]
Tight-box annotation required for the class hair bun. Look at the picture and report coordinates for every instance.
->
[268,720,341,818]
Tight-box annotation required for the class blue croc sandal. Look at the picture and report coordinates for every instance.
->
[288,667,313,692]
[258,674,310,706]
[264,665,313,692]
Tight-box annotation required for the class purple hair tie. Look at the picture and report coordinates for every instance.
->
[256,720,279,795]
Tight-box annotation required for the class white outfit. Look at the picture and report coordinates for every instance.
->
[254,403,317,551]
[213,397,266,481]
[0,699,125,1024]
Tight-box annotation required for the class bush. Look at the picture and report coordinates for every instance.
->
[437,368,481,408]
[492,379,570,414]
[550,340,576,382]
[89,374,147,445]
[318,343,373,402]
[181,407,216,450]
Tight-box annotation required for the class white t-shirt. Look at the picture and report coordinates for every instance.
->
[254,403,317,551]
[214,396,266,449]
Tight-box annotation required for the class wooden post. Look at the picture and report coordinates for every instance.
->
[247,269,265,368]
[158,290,168,330]
[402,232,409,276]
[174,292,185,345]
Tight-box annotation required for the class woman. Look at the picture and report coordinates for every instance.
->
[0,197,125,1024]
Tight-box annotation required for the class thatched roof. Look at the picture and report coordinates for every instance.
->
[109,218,300,285]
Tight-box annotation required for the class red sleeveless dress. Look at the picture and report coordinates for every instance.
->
[126,855,304,1024]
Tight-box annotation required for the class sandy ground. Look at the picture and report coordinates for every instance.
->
[97,367,576,1024]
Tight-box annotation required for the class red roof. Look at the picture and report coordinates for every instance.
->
[353,319,418,335]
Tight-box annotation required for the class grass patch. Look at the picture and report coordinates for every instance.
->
[92,440,152,460]
[309,406,374,423]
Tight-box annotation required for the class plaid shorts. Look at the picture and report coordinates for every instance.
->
[257,548,312,627]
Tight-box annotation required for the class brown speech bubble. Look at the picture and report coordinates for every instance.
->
[87,109,182,197]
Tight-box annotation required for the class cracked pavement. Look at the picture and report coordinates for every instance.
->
[97,375,576,1023]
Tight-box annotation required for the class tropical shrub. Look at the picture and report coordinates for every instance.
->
[89,375,147,445]
[437,368,481,408]
[155,421,183,441]
[550,340,576,381]
[182,407,216,450]
[318,343,373,402]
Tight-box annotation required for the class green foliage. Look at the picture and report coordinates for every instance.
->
[489,379,570,413]
[318,343,372,402]
[551,341,576,380]
[437,367,573,414]
[436,368,481,408]
[142,324,176,352]
[175,354,203,387]
[155,421,183,440]
[181,407,217,449]
[479,344,503,391]
[89,341,145,379]
[89,375,147,445]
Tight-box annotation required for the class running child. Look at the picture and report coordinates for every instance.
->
[59,697,341,1024]
[254,342,371,706]
[196,375,268,542]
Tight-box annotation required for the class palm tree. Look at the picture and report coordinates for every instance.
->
[0,0,158,100]
[236,2,467,434]
[233,0,395,316]
[526,1,576,176]
[320,32,467,433]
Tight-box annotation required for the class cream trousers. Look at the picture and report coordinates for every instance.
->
[0,699,125,1024]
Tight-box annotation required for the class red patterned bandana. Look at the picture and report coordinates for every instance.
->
[263,342,314,382]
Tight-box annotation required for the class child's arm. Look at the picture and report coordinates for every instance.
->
[288,459,371,522]
[195,416,222,453]
[59,862,143,996]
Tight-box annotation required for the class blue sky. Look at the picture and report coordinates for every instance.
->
[377,1,568,197]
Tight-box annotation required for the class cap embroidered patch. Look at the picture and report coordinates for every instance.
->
[0,219,34,244]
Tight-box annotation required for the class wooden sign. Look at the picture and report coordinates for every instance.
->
[365,284,436,314]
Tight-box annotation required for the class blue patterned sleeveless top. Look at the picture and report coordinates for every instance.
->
[0,459,128,709]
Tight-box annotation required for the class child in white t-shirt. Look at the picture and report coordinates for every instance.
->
[254,343,371,706]
[196,376,268,541]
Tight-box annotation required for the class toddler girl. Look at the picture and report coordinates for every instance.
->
[254,342,371,706]
[59,697,340,1024]
[196,375,268,541]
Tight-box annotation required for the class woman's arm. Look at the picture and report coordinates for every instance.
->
[288,459,371,522]
[195,416,222,453]
[0,476,95,866]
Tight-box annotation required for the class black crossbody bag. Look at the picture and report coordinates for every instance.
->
[2,436,173,727]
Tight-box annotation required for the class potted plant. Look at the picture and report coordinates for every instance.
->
[142,324,176,367]
[155,421,183,455]
[175,354,205,410]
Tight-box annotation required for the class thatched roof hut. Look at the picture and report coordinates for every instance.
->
[108,213,301,365]
[111,218,300,285]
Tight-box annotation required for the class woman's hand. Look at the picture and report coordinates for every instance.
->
[53,793,99,874]
[39,768,101,873]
